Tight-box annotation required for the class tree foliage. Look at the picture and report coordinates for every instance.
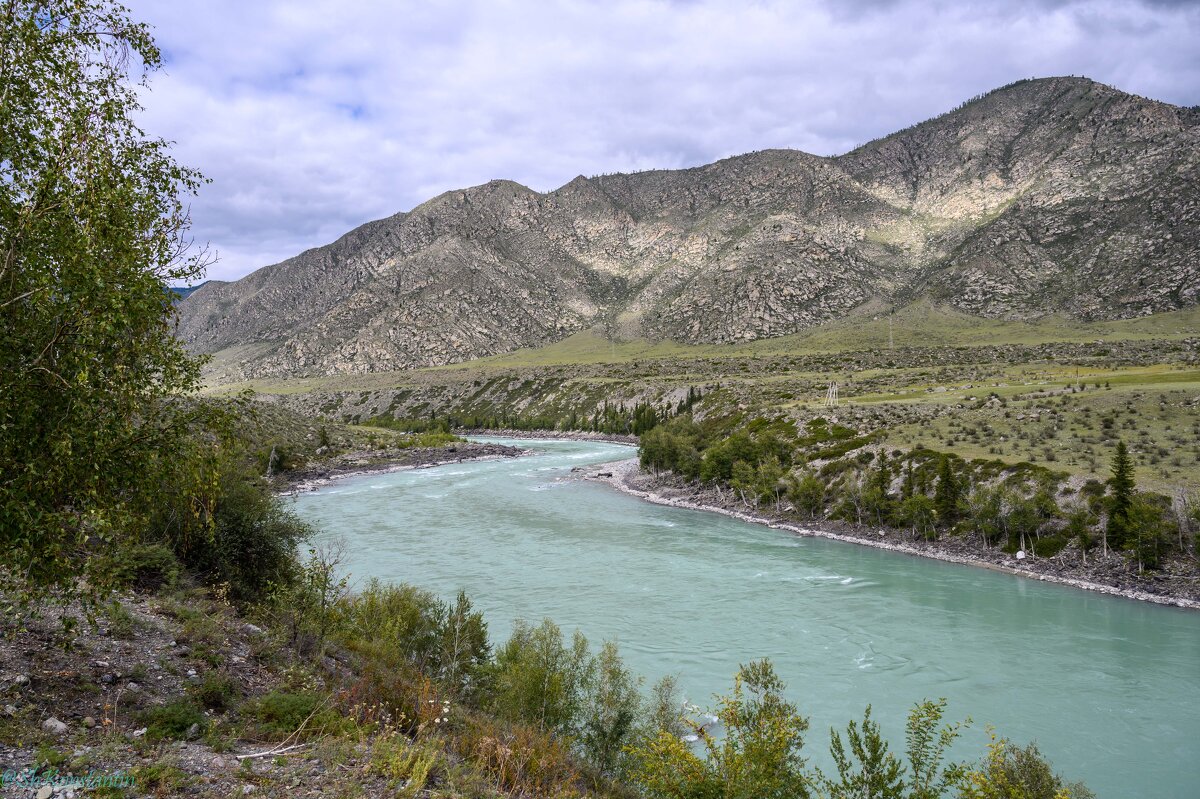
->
[821,705,905,799]
[1,0,208,599]
[959,734,1096,799]
[491,618,594,736]
[631,659,812,799]
[1105,440,1135,549]
[905,698,969,799]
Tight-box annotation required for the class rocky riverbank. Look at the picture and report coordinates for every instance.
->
[587,458,1200,609]
[459,429,639,445]
[278,440,525,494]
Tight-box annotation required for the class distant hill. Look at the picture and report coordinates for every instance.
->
[177,77,1200,381]
[170,282,209,300]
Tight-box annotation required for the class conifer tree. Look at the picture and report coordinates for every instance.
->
[934,457,960,526]
[1106,440,1135,549]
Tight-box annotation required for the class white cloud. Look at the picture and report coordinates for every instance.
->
[125,0,1200,282]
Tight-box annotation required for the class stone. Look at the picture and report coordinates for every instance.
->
[82,716,96,728]
[36,786,52,799]
[41,717,68,735]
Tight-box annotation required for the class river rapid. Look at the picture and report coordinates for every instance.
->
[292,437,1200,798]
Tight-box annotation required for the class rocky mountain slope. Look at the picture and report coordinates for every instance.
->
[178,77,1200,380]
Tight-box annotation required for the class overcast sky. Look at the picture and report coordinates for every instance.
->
[126,0,1200,283]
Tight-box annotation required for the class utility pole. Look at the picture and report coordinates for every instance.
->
[888,315,894,351]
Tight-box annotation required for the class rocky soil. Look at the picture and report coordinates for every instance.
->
[0,596,399,798]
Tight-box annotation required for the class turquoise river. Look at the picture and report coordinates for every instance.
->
[293,437,1199,798]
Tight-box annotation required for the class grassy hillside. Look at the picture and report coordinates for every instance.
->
[201,305,1199,492]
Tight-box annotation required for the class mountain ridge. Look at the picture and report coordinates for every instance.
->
[179,76,1200,380]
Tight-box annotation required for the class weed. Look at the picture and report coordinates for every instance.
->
[139,698,207,742]
[132,758,188,796]
[243,690,351,741]
[102,600,137,639]
[188,671,241,712]
[370,731,442,797]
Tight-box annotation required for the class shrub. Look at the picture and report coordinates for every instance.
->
[1032,536,1068,558]
[133,759,189,795]
[491,618,592,735]
[141,699,207,742]
[370,732,443,797]
[189,672,241,712]
[457,712,582,797]
[821,706,904,798]
[342,581,446,672]
[271,542,350,658]
[244,690,349,740]
[437,590,491,701]
[87,543,181,594]
[630,660,810,799]
[960,735,1095,799]
[102,599,137,639]
[578,640,643,778]
[155,454,311,606]
[401,431,462,449]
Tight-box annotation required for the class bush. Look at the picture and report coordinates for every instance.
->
[141,699,207,742]
[342,581,446,672]
[1032,536,1068,558]
[456,712,582,797]
[87,543,181,594]
[370,732,443,797]
[960,735,1095,799]
[244,690,349,741]
[189,672,241,712]
[630,660,810,799]
[490,619,592,736]
[400,431,462,449]
[154,454,311,606]
[205,469,311,604]
[132,760,189,795]
[102,600,137,639]
[579,640,643,778]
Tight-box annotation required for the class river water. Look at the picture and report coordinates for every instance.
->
[292,437,1199,798]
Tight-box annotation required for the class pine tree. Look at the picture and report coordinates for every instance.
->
[934,457,960,526]
[1107,440,1135,549]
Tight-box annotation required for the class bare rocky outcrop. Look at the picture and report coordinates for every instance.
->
[177,77,1200,381]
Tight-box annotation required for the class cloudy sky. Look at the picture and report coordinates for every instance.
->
[126,0,1200,283]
